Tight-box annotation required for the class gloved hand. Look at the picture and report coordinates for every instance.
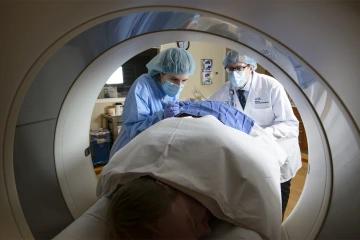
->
[178,101,191,107]
[164,102,180,118]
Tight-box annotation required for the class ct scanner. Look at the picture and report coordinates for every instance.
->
[1,1,359,239]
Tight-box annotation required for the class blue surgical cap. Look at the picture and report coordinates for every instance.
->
[146,48,195,77]
[177,101,255,134]
[222,50,257,71]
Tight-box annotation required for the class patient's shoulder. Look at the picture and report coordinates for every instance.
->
[209,219,262,240]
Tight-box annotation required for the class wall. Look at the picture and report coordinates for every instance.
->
[90,102,109,129]
[90,99,125,129]
[160,42,226,100]
[256,64,265,74]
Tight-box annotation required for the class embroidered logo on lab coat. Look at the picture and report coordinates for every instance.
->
[255,97,269,104]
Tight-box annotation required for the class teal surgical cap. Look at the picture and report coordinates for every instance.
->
[222,50,257,71]
[146,47,195,77]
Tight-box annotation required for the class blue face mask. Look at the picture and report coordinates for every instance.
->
[228,71,247,88]
[162,79,184,97]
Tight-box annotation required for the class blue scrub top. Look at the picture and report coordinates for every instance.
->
[109,74,178,158]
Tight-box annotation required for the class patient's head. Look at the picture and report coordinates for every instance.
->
[107,176,212,240]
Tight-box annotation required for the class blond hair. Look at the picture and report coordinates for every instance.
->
[107,176,176,240]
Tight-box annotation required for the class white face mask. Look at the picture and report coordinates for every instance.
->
[228,71,247,88]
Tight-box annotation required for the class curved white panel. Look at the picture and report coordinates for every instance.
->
[1,2,359,240]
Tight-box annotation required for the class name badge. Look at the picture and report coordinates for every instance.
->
[254,97,269,104]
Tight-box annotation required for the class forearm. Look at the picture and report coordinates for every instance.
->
[128,110,164,139]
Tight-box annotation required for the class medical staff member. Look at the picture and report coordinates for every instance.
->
[109,48,195,158]
[209,50,301,218]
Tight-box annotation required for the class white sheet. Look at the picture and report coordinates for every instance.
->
[97,116,284,239]
[250,123,287,167]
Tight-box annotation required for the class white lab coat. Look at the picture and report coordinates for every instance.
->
[209,72,302,182]
[97,116,284,240]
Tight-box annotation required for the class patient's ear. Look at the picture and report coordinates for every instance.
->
[156,180,170,190]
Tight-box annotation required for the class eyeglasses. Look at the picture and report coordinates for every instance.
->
[226,65,249,72]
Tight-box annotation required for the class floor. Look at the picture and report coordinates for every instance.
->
[94,153,309,221]
[94,165,104,179]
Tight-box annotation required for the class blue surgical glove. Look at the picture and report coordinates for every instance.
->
[164,102,180,118]
[178,101,191,107]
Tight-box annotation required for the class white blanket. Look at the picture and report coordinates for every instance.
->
[97,116,285,239]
